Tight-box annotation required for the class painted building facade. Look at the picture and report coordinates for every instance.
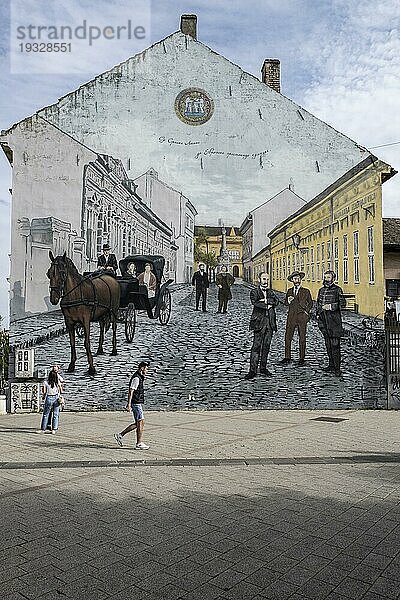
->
[2,16,374,231]
[134,168,197,283]
[252,245,271,283]
[194,226,242,278]
[268,157,396,317]
[1,117,176,319]
[240,187,306,283]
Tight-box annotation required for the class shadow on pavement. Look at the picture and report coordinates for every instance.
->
[1,466,400,600]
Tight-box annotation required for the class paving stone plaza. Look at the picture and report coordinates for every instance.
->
[1,409,400,600]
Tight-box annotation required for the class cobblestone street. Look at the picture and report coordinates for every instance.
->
[21,283,385,411]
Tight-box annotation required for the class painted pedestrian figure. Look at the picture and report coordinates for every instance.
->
[192,263,209,312]
[216,266,235,313]
[245,272,279,379]
[280,271,313,366]
[316,270,346,377]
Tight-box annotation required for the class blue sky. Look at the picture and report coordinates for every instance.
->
[0,0,399,323]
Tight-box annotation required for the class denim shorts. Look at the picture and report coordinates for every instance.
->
[132,404,144,422]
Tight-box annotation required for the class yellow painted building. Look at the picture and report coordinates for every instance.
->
[268,157,396,317]
[252,245,270,282]
[194,226,243,278]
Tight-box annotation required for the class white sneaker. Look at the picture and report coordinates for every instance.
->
[134,442,149,450]
[114,433,123,447]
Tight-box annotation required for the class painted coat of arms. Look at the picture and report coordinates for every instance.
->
[174,88,214,125]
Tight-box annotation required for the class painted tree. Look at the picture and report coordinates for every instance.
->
[194,227,209,263]
[194,229,218,280]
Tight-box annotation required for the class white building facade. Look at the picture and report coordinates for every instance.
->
[134,168,197,282]
[1,117,175,319]
[240,187,306,282]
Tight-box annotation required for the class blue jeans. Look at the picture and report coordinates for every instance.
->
[41,395,60,431]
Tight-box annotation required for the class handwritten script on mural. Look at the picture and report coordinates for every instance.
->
[158,137,272,162]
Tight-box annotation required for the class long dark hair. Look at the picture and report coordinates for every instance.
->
[48,370,58,387]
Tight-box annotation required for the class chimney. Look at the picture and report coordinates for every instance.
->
[261,59,281,93]
[180,14,197,39]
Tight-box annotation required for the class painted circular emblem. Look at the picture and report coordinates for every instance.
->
[174,88,214,126]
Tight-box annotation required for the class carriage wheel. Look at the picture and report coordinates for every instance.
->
[76,323,85,339]
[125,303,136,342]
[159,288,171,325]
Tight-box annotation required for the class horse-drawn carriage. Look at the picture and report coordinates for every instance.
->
[47,251,173,375]
[117,255,173,342]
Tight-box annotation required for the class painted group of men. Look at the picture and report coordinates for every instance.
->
[246,269,346,380]
[191,263,235,313]
[191,263,347,378]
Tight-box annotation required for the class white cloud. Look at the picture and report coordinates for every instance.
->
[10,0,151,75]
[300,0,400,215]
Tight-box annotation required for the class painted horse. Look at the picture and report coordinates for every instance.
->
[47,251,120,375]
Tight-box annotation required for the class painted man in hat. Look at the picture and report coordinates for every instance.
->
[97,243,118,276]
[216,265,235,313]
[316,270,346,377]
[280,271,313,367]
[191,263,210,312]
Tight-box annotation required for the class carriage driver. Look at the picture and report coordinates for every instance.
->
[97,243,118,276]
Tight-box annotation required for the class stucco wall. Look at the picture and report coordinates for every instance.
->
[2,116,97,318]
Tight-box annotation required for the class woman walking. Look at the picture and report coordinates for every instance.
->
[39,369,63,434]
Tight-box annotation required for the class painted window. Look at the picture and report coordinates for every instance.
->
[311,247,315,281]
[334,238,339,280]
[367,226,375,284]
[327,240,331,271]
[353,231,360,283]
[343,234,348,283]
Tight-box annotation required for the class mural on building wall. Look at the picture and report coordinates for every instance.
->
[2,15,397,411]
[175,88,214,126]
